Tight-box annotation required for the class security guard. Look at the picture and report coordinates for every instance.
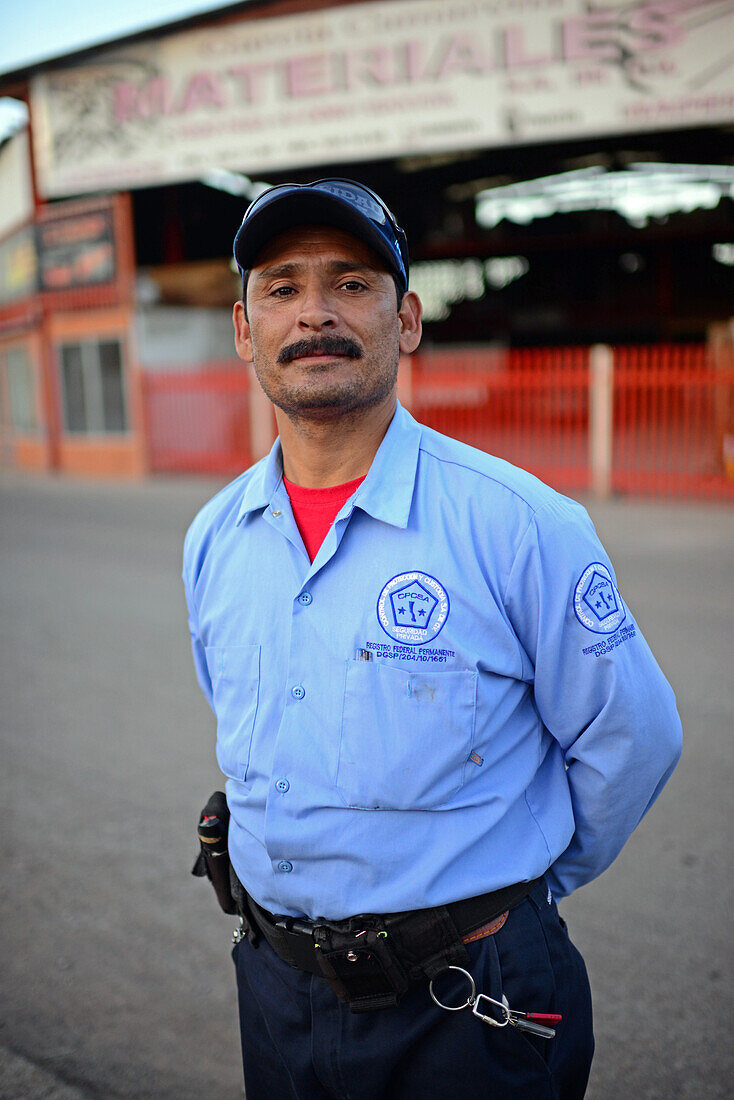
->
[183,179,682,1098]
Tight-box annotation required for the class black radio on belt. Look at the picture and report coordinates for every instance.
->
[315,923,410,1012]
[191,790,237,915]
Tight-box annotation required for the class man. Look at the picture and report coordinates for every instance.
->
[183,179,682,1099]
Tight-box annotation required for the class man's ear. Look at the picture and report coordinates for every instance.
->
[233,301,253,363]
[397,291,422,355]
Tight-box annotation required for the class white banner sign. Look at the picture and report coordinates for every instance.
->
[31,0,734,198]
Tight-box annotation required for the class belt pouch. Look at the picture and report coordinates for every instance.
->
[191,790,237,915]
[315,926,410,1013]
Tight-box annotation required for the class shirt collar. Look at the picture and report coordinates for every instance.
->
[350,402,420,529]
[235,439,284,524]
[235,401,421,529]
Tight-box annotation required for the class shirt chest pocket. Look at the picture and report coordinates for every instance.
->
[205,645,261,782]
[337,661,477,811]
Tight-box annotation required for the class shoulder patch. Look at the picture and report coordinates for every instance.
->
[573,562,626,634]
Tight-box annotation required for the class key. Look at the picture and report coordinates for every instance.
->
[507,1014,557,1039]
[500,996,561,1039]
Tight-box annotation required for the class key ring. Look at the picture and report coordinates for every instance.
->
[429,966,512,1028]
[428,966,476,1012]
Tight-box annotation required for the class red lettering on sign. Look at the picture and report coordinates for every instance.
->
[286,53,334,98]
[177,72,225,114]
[432,35,492,80]
[503,26,553,69]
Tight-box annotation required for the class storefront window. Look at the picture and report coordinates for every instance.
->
[99,341,126,432]
[5,346,36,432]
[59,338,128,433]
[61,345,87,432]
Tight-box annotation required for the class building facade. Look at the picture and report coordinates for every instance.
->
[1,0,732,478]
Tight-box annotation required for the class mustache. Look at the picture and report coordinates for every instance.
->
[277,335,363,364]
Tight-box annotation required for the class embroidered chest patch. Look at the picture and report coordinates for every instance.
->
[573,562,626,634]
[377,571,450,646]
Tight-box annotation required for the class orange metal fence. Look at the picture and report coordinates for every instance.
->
[141,344,734,500]
[141,364,253,475]
[612,344,734,499]
[411,346,591,492]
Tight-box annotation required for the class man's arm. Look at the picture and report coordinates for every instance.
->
[503,496,682,900]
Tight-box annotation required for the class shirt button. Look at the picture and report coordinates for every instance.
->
[291,684,305,700]
[275,778,290,793]
[277,860,293,873]
[272,509,282,517]
[297,592,313,605]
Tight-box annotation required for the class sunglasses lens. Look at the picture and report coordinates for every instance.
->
[311,180,389,226]
[245,186,288,216]
[246,180,392,230]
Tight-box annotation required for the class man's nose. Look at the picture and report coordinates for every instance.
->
[296,286,338,330]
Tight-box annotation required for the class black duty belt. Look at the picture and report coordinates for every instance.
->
[233,877,542,1014]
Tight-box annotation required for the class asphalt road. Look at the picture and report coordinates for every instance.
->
[1,472,731,1099]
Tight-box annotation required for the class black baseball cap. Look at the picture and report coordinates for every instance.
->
[233,178,409,296]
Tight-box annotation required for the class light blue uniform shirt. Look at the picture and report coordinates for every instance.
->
[183,403,681,919]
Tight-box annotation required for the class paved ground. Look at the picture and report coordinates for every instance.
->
[0,471,731,1099]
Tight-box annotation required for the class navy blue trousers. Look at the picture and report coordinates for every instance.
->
[232,880,594,1099]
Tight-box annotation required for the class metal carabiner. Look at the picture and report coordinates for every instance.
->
[472,992,512,1028]
[429,966,510,1030]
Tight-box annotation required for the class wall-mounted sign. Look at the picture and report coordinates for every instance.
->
[35,199,116,291]
[0,225,37,304]
[30,0,734,198]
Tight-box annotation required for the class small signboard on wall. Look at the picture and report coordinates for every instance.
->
[35,199,117,292]
[0,225,37,304]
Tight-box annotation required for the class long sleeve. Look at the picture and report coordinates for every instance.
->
[182,554,214,712]
[503,497,682,899]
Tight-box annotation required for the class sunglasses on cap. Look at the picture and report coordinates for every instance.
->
[233,178,409,297]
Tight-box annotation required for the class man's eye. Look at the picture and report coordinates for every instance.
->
[271,285,296,297]
[340,280,367,292]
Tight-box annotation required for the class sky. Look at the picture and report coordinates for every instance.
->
[0,0,241,139]
[0,0,240,75]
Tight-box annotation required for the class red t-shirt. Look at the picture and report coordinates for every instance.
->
[283,474,366,562]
